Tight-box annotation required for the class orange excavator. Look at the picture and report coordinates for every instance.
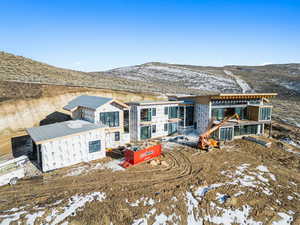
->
[197,113,240,150]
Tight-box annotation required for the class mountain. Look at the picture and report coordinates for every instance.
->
[95,62,300,127]
[0,51,299,127]
[99,62,300,98]
[0,52,211,97]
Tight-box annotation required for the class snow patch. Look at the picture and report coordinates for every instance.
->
[272,212,293,225]
[205,203,262,225]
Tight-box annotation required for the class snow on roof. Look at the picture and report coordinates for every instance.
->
[26,120,105,144]
[63,95,113,111]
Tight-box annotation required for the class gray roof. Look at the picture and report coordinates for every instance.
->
[64,95,113,111]
[26,120,104,144]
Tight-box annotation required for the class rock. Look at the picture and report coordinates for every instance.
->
[150,160,158,166]
[161,161,169,167]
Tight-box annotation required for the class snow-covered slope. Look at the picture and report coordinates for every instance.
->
[103,63,250,93]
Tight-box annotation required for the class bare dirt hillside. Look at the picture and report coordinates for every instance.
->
[99,62,300,127]
[0,80,162,157]
[0,52,207,96]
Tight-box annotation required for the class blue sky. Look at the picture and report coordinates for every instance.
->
[0,0,299,71]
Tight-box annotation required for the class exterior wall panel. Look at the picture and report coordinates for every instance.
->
[40,129,106,172]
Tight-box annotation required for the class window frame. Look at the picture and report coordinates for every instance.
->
[152,108,156,117]
[152,124,156,133]
[114,131,120,141]
[100,111,120,127]
[89,140,101,153]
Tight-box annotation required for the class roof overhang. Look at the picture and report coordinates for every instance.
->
[209,93,277,100]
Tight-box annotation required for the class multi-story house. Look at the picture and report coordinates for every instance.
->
[63,95,130,148]
[127,101,182,142]
[173,93,277,141]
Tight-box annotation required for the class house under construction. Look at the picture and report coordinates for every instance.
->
[25,93,277,172]
[173,93,277,141]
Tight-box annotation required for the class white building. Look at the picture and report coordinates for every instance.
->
[127,101,182,142]
[173,93,277,141]
[63,95,130,148]
[26,120,106,172]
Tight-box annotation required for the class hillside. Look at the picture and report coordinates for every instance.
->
[98,62,300,127]
[0,51,300,128]
[0,52,209,98]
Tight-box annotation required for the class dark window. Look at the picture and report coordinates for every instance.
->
[186,106,194,126]
[220,127,233,141]
[212,108,225,121]
[169,106,178,119]
[152,108,156,116]
[168,122,178,135]
[152,125,156,133]
[124,110,129,133]
[164,107,168,115]
[234,125,258,136]
[141,108,152,122]
[141,126,151,140]
[164,123,168,131]
[100,112,119,127]
[259,107,271,120]
[114,132,120,141]
[89,140,101,153]
[235,107,247,120]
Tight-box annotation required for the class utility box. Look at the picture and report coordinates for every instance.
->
[123,144,162,167]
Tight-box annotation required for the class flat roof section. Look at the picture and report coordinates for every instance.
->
[26,120,105,144]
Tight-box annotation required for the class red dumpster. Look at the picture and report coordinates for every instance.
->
[121,144,162,168]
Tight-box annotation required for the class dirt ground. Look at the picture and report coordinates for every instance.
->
[0,135,299,225]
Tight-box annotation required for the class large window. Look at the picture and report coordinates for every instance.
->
[100,112,119,127]
[141,126,151,140]
[168,122,178,135]
[124,110,129,133]
[186,106,194,126]
[179,106,194,127]
[235,107,247,120]
[234,125,258,136]
[141,108,152,122]
[259,107,271,121]
[89,140,101,153]
[220,127,233,141]
[212,108,225,121]
[169,106,179,119]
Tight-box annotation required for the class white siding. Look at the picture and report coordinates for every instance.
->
[40,129,106,172]
[132,103,179,141]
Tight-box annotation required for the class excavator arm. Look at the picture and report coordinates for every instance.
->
[197,113,240,150]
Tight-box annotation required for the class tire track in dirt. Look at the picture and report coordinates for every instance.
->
[0,149,196,204]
